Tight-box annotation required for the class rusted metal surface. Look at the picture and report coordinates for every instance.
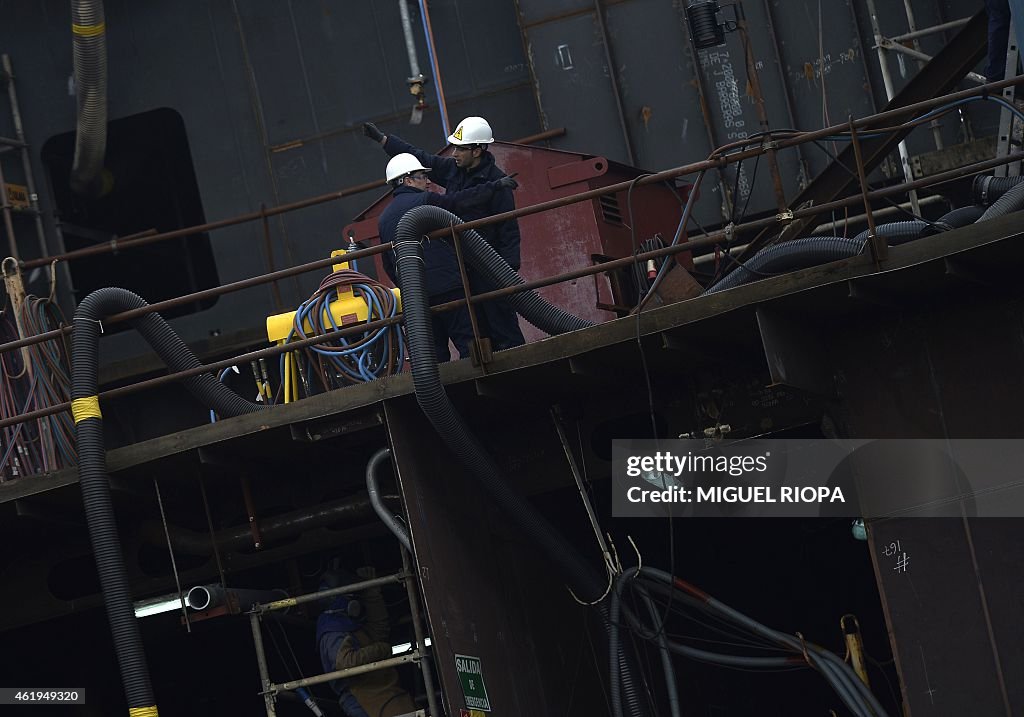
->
[737,18,787,213]
[546,155,609,188]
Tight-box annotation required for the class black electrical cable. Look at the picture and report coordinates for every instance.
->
[614,569,889,716]
[624,173,679,654]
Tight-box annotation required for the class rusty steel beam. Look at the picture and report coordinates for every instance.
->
[19,128,566,271]
[141,494,382,556]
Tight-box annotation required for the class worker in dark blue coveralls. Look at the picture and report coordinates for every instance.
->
[364,117,527,353]
[377,152,518,361]
[316,566,417,717]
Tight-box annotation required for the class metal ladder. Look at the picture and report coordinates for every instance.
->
[0,54,48,261]
[995,21,1022,177]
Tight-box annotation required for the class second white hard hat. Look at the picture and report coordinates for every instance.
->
[385,153,430,182]
[448,116,494,145]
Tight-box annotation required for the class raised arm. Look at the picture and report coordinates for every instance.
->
[425,177,519,213]
[364,122,458,187]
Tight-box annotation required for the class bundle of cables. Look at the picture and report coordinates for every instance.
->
[0,294,76,480]
[281,268,404,400]
[629,235,667,303]
[610,566,890,717]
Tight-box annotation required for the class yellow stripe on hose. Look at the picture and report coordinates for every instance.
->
[128,707,159,717]
[71,396,102,424]
[72,22,106,37]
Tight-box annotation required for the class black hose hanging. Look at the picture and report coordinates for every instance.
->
[397,205,593,335]
[70,0,109,197]
[72,288,261,714]
[392,207,645,715]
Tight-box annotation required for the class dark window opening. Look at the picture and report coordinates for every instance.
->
[42,108,218,327]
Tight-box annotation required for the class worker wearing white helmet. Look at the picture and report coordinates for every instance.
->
[363,117,527,352]
[376,152,518,362]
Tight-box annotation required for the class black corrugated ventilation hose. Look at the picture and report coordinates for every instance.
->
[978,179,1024,221]
[399,205,593,335]
[852,220,929,246]
[72,288,261,715]
[918,205,987,238]
[392,209,645,716]
[703,175,1024,297]
[972,174,1024,206]
[702,236,864,295]
[70,0,109,197]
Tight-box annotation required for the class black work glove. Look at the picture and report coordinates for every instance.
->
[363,122,384,143]
[495,176,518,191]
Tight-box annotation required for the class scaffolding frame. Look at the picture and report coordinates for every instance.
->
[247,548,439,717]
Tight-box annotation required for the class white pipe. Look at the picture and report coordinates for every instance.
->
[398,0,421,78]
[890,17,970,43]
[865,0,921,216]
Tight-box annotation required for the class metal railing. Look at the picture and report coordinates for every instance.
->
[1,76,1024,438]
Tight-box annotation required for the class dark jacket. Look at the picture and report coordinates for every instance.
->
[384,134,521,270]
[379,182,502,297]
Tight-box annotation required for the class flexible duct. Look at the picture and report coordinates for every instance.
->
[852,221,929,246]
[919,205,986,237]
[70,0,108,197]
[392,208,603,598]
[392,208,644,715]
[366,448,411,552]
[72,287,261,713]
[971,174,1024,206]
[397,205,593,335]
[978,179,1024,221]
[703,236,864,295]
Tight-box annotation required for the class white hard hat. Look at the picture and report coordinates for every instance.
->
[448,116,494,145]
[385,153,430,183]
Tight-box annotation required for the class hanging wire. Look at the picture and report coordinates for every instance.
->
[0,290,75,480]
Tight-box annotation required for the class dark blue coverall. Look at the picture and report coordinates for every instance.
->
[379,181,503,361]
[384,135,527,351]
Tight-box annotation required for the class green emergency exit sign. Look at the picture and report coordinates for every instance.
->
[455,654,492,712]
